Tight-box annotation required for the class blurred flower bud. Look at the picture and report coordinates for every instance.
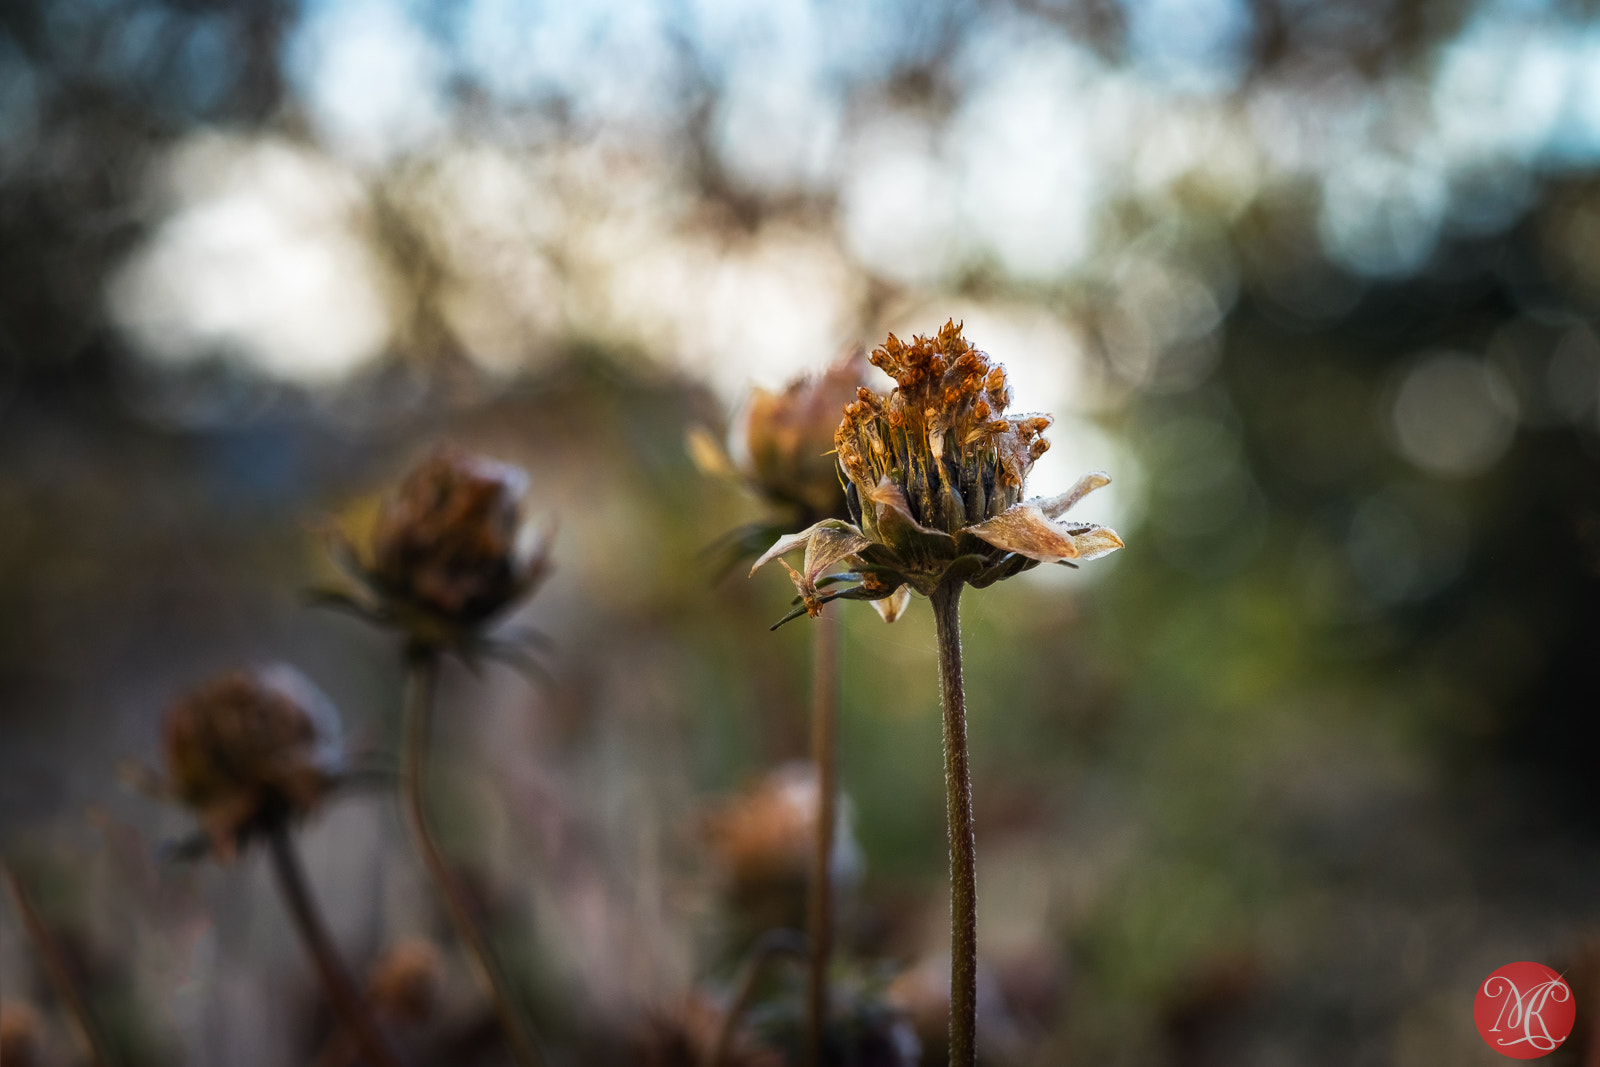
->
[0,1001,41,1067]
[735,355,865,525]
[368,938,441,1024]
[162,665,344,858]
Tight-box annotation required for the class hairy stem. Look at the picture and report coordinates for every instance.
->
[707,929,808,1067]
[806,608,839,1067]
[264,826,405,1067]
[3,861,117,1067]
[401,647,547,1067]
[931,583,977,1067]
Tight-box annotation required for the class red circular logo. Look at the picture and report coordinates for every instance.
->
[1474,961,1575,1058]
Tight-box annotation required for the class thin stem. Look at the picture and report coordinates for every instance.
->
[931,583,977,1067]
[806,607,839,1067]
[2,861,117,1067]
[264,826,405,1067]
[401,647,548,1067]
[706,929,808,1067]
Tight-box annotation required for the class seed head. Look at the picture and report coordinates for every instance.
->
[162,665,344,858]
[752,321,1123,626]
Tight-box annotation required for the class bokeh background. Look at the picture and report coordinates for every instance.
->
[5,0,1600,1063]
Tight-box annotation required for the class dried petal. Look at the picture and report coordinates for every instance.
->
[967,503,1120,563]
[804,524,872,583]
[871,585,912,623]
[1035,471,1111,519]
[749,519,866,577]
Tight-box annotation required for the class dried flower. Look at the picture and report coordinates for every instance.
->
[752,321,1123,625]
[162,665,344,859]
[735,355,865,525]
[0,1001,41,1067]
[323,444,551,650]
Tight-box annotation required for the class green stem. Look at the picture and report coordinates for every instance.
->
[806,608,839,1067]
[401,647,548,1067]
[3,861,118,1067]
[931,583,977,1067]
[264,826,405,1067]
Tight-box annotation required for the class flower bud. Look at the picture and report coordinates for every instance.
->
[371,445,544,629]
[368,939,441,1023]
[162,665,343,857]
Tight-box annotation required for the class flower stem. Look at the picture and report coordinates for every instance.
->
[264,825,405,1067]
[806,608,839,1067]
[930,582,977,1067]
[2,861,117,1067]
[401,646,548,1067]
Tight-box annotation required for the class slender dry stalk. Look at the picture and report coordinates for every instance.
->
[707,928,808,1067]
[401,646,547,1067]
[263,826,405,1067]
[806,609,839,1067]
[931,583,977,1067]
[2,861,117,1067]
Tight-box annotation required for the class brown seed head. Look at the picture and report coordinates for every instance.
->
[701,763,818,891]
[371,445,540,627]
[839,320,1051,536]
[0,1002,41,1067]
[162,665,343,857]
[737,355,864,523]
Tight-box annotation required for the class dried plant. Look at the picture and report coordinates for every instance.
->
[323,443,551,1067]
[158,666,404,1067]
[752,321,1123,1066]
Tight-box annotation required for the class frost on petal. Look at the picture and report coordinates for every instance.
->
[870,584,912,623]
[749,519,863,577]
[1035,471,1111,519]
[804,524,871,583]
[967,503,1086,562]
[1069,524,1125,561]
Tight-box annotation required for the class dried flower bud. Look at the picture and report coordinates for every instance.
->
[703,763,818,891]
[162,665,344,858]
[368,939,441,1023]
[0,1001,41,1067]
[735,355,865,525]
[753,322,1123,625]
[370,445,545,631]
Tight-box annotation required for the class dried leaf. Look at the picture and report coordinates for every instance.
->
[1035,471,1111,519]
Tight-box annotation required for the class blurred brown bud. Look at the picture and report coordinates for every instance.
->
[0,1001,42,1067]
[162,665,344,858]
[735,354,864,525]
[370,444,549,635]
[702,763,819,893]
[367,938,441,1024]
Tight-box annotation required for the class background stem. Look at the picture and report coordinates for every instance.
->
[401,647,547,1067]
[3,861,117,1067]
[265,825,405,1067]
[806,608,839,1067]
[931,583,978,1067]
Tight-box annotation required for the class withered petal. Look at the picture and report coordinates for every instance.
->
[749,519,866,577]
[1034,471,1111,519]
[871,585,912,623]
[966,503,1124,564]
[803,525,871,583]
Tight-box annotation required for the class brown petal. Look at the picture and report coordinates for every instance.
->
[967,504,1124,563]
[804,524,871,583]
[871,585,912,623]
[749,519,865,577]
[1035,471,1111,519]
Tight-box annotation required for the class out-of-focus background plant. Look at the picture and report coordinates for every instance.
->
[4,0,1600,1062]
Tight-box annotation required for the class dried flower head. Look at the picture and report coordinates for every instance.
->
[323,444,552,650]
[752,321,1123,625]
[0,1001,41,1067]
[736,355,865,524]
[162,665,344,859]
[702,763,819,891]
